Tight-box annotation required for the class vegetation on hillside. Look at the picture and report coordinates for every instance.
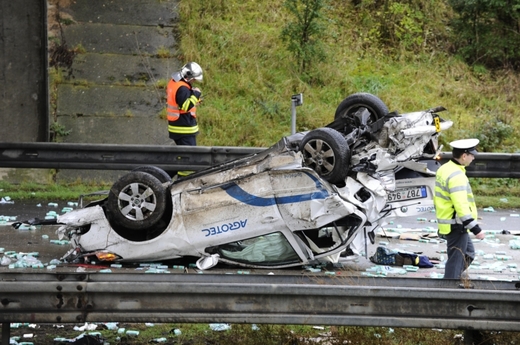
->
[176,0,520,153]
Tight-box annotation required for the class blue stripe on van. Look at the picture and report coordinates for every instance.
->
[221,172,329,207]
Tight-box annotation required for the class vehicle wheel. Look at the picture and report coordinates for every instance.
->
[132,165,172,183]
[107,171,167,231]
[334,92,389,123]
[299,128,350,184]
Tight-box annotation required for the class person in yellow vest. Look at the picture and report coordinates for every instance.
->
[166,62,203,177]
[434,138,486,279]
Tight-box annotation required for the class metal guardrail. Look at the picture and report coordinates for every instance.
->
[0,272,519,331]
[1,142,519,178]
[0,142,262,173]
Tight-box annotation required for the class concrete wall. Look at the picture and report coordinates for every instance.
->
[52,0,179,146]
[0,0,181,183]
[0,0,48,142]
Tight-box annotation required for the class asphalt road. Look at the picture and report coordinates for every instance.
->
[1,199,520,281]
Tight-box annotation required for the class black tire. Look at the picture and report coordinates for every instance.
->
[132,165,172,183]
[107,171,167,231]
[299,128,350,184]
[334,92,389,123]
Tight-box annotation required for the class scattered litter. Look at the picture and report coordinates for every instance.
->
[209,323,231,331]
[126,330,139,337]
[152,338,168,343]
[500,198,508,203]
[483,206,495,212]
[172,329,182,335]
[511,214,520,218]
[509,239,520,250]
[429,272,443,279]
[305,267,321,273]
[0,197,14,204]
[103,323,118,330]
[74,323,97,331]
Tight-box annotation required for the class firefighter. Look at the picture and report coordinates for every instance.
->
[166,62,203,177]
[434,138,486,279]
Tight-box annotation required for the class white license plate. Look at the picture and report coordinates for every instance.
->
[387,186,427,203]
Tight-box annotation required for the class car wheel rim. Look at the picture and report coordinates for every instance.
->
[302,138,335,175]
[117,182,157,221]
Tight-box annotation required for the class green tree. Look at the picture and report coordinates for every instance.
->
[280,0,330,74]
[449,0,520,69]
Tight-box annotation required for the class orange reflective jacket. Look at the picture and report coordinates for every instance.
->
[166,79,199,135]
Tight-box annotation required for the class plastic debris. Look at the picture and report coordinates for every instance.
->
[104,322,118,330]
[152,338,168,343]
[0,197,14,204]
[482,206,495,212]
[126,330,140,337]
[47,202,58,207]
[209,323,231,331]
[74,323,98,331]
[509,239,520,250]
[429,272,443,279]
[172,329,182,335]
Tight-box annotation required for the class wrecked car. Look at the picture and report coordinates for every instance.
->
[21,93,453,270]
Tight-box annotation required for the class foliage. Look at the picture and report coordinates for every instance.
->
[280,0,330,75]
[49,122,71,142]
[174,0,520,150]
[0,180,111,201]
[449,0,520,69]
[347,0,452,54]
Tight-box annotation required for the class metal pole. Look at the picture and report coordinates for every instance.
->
[291,94,303,135]
[291,100,297,135]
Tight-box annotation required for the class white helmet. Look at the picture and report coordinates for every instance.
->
[180,62,203,82]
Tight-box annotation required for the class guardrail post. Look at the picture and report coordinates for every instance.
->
[2,322,10,345]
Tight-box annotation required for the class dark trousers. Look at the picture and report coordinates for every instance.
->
[443,224,475,279]
[174,135,196,146]
[171,135,196,177]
